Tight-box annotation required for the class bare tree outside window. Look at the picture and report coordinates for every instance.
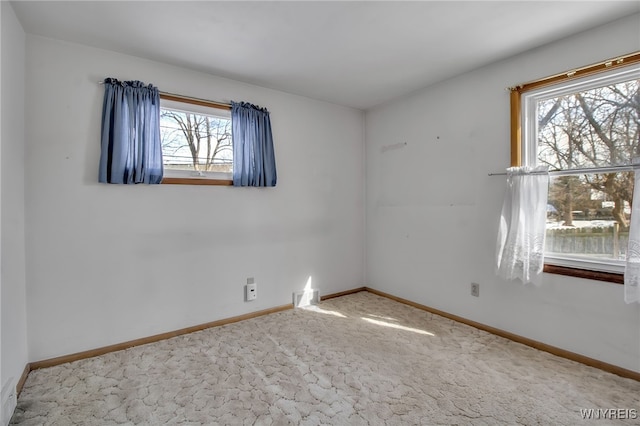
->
[160,108,232,174]
[536,77,638,261]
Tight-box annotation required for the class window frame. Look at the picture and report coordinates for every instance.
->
[510,51,640,283]
[159,93,233,186]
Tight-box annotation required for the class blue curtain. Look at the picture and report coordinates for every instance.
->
[99,78,163,184]
[231,102,277,187]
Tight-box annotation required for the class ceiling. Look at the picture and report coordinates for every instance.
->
[10,1,640,110]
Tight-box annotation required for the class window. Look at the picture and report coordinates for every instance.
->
[159,94,233,185]
[512,52,640,280]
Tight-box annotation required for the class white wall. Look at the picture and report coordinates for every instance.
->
[24,36,365,361]
[18,6,639,375]
[366,14,640,372]
[1,2,28,424]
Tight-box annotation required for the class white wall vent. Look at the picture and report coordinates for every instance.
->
[293,289,319,308]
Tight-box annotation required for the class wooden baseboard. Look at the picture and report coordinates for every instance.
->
[30,303,293,371]
[16,363,31,397]
[364,287,640,382]
[321,287,366,301]
[27,288,366,372]
[25,285,638,388]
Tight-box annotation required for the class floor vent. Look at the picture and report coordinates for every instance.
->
[293,289,319,307]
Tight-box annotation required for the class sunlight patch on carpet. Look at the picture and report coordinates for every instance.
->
[302,306,347,318]
[361,317,435,336]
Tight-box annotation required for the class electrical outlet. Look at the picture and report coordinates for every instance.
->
[245,282,257,301]
[471,282,480,297]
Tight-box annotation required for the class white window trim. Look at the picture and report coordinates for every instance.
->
[522,64,640,169]
[544,254,625,274]
[521,63,639,275]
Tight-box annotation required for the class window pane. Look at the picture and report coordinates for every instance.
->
[537,79,639,171]
[546,172,633,262]
[160,108,232,174]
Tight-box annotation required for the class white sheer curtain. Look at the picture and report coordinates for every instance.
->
[624,159,640,304]
[496,166,549,284]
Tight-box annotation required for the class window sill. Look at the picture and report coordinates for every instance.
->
[161,177,233,186]
[543,264,623,284]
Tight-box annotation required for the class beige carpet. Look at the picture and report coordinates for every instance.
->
[11,291,640,425]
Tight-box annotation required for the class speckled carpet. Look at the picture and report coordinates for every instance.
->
[11,291,640,425]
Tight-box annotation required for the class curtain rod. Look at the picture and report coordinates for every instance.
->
[488,171,545,176]
[489,164,636,176]
[97,81,232,109]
